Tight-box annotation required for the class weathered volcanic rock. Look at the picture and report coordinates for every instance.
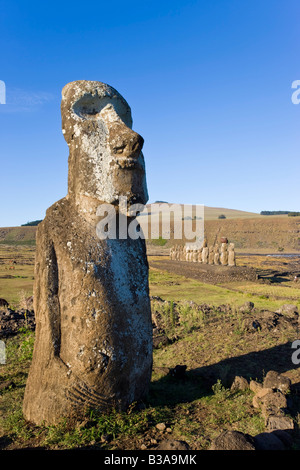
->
[23,80,153,425]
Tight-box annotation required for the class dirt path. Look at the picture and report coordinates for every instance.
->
[148,259,257,284]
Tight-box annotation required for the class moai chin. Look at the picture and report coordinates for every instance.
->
[23,81,152,425]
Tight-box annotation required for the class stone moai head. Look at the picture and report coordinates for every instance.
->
[61,80,148,207]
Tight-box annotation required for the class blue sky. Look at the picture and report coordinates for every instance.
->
[0,0,299,226]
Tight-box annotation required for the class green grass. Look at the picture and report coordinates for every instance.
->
[148,236,168,246]
[149,267,300,311]
[1,246,300,450]
[0,240,36,246]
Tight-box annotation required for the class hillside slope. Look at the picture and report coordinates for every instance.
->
[1,210,300,253]
[0,227,37,245]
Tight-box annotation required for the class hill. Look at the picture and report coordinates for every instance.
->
[0,226,37,246]
[0,205,299,252]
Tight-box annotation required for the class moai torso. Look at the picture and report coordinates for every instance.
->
[192,249,198,262]
[208,246,214,265]
[23,81,152,425]
[214,244,220,265]
[202,240,209,264]
[228,242,236,266]
[220,242,229,265]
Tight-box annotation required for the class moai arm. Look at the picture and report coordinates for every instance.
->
[33,223,67,370]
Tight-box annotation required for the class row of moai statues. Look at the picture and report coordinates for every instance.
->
[170,239,236,266]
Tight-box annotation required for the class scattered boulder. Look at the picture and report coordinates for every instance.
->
[210,431,256,450]
[249,380,263,394]
[261,391,288,419]
[254,432,286,450]
[239,301,255,313]
[231,376,249,391]
[263,370,291,393]
[156,423,166,432]
[0,299,9,308]
[153,329,170,349]
[276,304,298,318]
[0,309,35,338]
[266,415,294,432]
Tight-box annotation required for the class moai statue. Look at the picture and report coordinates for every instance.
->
[208,246,214,265]
[180,246,185,261]
[228,242,236,266]
[23,81,153,426]
[169,247,173,260]
[198,247,203,263]
[192,248,198,262]
[213,244,220,265]
[202,247,209,264]
[220,242,229,265]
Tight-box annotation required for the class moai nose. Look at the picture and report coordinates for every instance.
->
[109,122,144,160]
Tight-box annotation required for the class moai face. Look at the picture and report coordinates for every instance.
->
[61,80,148,206]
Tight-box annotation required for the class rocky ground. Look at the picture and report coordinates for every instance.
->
[0,308,35,338]
[1,295,300,450]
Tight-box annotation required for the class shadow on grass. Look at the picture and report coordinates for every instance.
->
[149,341,300,408]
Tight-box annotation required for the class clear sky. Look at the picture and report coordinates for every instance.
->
[0,0,299,226]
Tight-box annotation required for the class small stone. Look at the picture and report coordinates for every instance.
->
[263,370,279,389]
[277,375,292,394]
[250,380,263,394]
[266,415,294,432]
[140,444,147,450]
[166,428,172,433]
[150,439,157,445]
[276,304,298,317]
[253,395,261,409]
[256,387,273,399]
[156,423,166,432]
[239,301,255,313]
[261,391,288,419]
[231,376,249,391]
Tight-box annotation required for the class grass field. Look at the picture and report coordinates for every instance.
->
[0,244,300,450]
